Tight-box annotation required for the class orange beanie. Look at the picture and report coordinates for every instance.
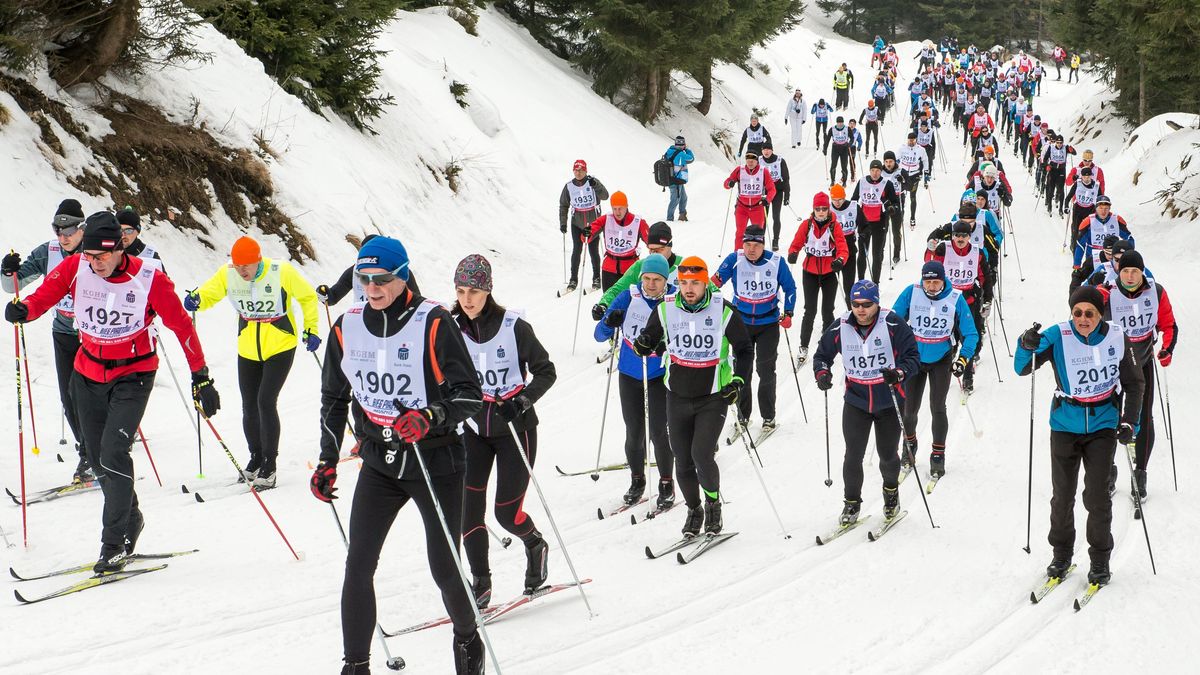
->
[830,184,846,200]
[230,236,262,265]
[676,256,709,283]
[610,191,629,208]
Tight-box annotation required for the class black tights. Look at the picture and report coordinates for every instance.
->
[668,392,726,507]
[618,374,673,479]
[237,350,294,466]
[902,356,952,452]
[800,270,838,347]
[841,401,902,501]
[463,428,540,578]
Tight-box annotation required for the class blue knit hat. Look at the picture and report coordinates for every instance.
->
[921,260,946,284]
[356,236,410,281]
[641,254,669,280]
[850,279,879,304]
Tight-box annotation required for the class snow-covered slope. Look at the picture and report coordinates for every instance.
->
[1,7,1196,674]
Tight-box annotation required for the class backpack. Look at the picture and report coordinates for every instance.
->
[653,148,681,189]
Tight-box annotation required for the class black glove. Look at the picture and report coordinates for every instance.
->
[1,252,20,277]
[496,395,531,423]
[604,308,625,328]
[787,252,798,265]
[5,300,29,324]
[880,367,905,385]
[632,333,658,358]
[719,376,744,407]
[1117,422,1135,444]
[816,369,833,391]
[315,284,329,305]
[783,193,791,206]
[590,303,607,321]
[760,198,769,209]
[1019,323,1042,351]
[560,223,567,234]
[310,462,337,502]
[951,356,969,377]
[1002,195,1013,207]
[725,179,736,189]
[191,367,221,417]
[831,258,844,272]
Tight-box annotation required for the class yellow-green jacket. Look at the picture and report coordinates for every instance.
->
[195,257,318,361]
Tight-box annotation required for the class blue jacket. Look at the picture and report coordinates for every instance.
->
[1073,215,1134,267]
[812,309,922,413]
[873,37,885,53]
[595,282,674,380]
[664,146,695,184]
[892,282,979,364]
[1014,321,1144,434]
[713,250,797,326]
[811,103,831,122]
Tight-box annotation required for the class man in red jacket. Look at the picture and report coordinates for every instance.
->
[585,191,649,291]
[787,192,849,364]
[724,152,777,251]
[5,212,221,573]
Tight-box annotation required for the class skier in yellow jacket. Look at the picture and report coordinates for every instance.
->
[185,236,320,488]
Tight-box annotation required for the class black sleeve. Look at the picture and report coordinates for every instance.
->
[589,176,610,201]
[812,320,841,374]
[639,307,665,351]
[724,306,754,383]
[318,315,353,464]
[738,129,748,154]
[780,159,791,193]
[427,306,484,429]
[1119,338,1145,426]
[515,317,556,405]
[327,265,355,305]
[559,183,571,229]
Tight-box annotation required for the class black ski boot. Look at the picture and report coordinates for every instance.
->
[1087,559,1111,586]
[73,452,95,484]
[656,479,675,510]
[240,453,262,484]
[591,277,601,292]
[1107,463,1118,498]
[1046,557,1072,580]
[839,499,861,526]
[901,436,918,467]
[340,658,370,675]
[703,499,723,534]
[523,534,548,593]
[882,487,900,520]
[471,574,492,610]
[253,456,277,489]
[94,543,129,574]
[565,280,578,292]
[681,505,704,536]
[453,631,485,675]
[125,510,145,555]
[1133,469,1148,503]
[623,476,647,505]
[929,451,946,477]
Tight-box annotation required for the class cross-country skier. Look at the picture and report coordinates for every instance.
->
[759,143,791,251]
[1073,195,1133,270]
[851,159,901,283]
[591,222,681,320]
[558,160,610,293]
[724,152,777,250]
[115,207,165,271]
[829,183,864,305]
[824,116,854,185]
[926,217,993,392]
[737,113,772,158]
[583,191,649,291]
[786,193,848,366]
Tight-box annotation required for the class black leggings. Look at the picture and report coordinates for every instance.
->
[570,223,601,285]
[618,373,673,480]
[800,270,839,347]
[814,120,828,145]
[766,192,786,248]
[463,427,539,578]
[841,400,902,501]
[739,321,780,422]
[864,122,879,155]
[902,356,953,451]
[53,330,85,460]
[237,349,294,464]
[1134,359,1156,471]
[858,220,888,283]
[343,462,475,662]
[829,145,850,184]
[668,392,727,508]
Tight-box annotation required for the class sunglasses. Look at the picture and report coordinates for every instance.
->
[1072,308,1098,319]
[952,232,971,238]
[852,301,876,309]
[81,251,114,262]
[54,224,82,237]
[677,265,705,275]
[814,206,829,212]
[355,266,406,286]
[120,227,138,236]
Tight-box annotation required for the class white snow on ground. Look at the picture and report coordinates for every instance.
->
[0,6,1197,673]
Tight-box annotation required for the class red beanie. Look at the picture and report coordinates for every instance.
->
[812,192,831,209]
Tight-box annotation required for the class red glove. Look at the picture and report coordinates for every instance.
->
[310,462,337,502]
[780,314,793,329]
[1158,349,1172,367]
[394,408,432,443]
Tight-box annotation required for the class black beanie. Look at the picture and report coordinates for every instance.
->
[79,212,125,252]
[1118,250,1144,271]
[883,150,896,161]
[116,207,141,231]
[56,199,84,218]
[648,221,673,246]
[1068,285,1104,313]
[952,219,973,235]
[958,202,977,218]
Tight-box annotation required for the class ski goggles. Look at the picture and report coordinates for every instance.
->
[355,266,406,286]
[53,223,82,237]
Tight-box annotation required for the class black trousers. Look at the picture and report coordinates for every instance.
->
[667,392,726,508]
[902,355,953,451]
[766,192,786,248]
[814,120,828,146]
[1069,204,1095,254]
[841,401,902,501]
[829,144,850,184]
[841,234,858,308]
[858,219,888,283]
[835,87,849,109]
[237,350,294,466]
[618,373,673,480]
[864,122,879,155]
[1049,429,1117,563]
[800,270,838,347]
[739,321,780,422]
[343,462,476,662]
[1134,359,1156,471]
[70,370,154,547]
[569,219,601,285]
[463,427,539,578]
[52,330,85,460]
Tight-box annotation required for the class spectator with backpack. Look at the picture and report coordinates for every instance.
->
[662,135,695,222]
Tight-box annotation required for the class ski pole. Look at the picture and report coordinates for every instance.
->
[957,375,983,438]
[59,408,66,448]
[781,327,809,422]
[887,385,937,528]
[158,341,205,478]
[1155,362,1177,491]
[1022,323,1041,554]
[196,408,301,561]
[926,183,936,215]
[562,231,568,285]
[504,418,594,618]
[1123,442,1157,574]
[641,356,654,520]
[570,237,589,356]
[11,282,28,547]
[486,524,513,549]
[323,301,334,331]
[994,303,1012,357]
[11,268,39,456]
[1005,210,1026,282]
[136,427,163,487]
[191,308,204,478]
[328,504,407,671]
[735,416,792,538]
[589,328,619,481]
[718,189,734,257]
[822,390,833,487]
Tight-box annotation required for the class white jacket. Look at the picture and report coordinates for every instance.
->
[785,96,808,125]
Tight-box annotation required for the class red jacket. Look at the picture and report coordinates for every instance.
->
[586,212,649,274]
[724,165,777,208]
[1097,279,1177,363]
[788,216,849,275]
[22,254,206,383]
[927,240,989,303]
[966,113,995,137]
[1065,163,1106,194]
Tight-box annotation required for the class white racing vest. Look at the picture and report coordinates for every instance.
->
[659,298,731,393]
[739,168,765,198]
[974,179,1001,211]
[908,286,961,344]
[863,107,879,123]
[46,241,76,318]
[1109,282,1159,342]
[339,299,439,429]
[137,245,163,272]
[916,128,934,146]
[734,252,781,306]
[833,202,860,236]
[604,214,642,257]
[1085,214,1121,267]
[839,313,895,384]
[857,178,885,220]
[746,125,766,144]
[956,90,968,105]
[874,83,890,98]
[942,244,980,290]
[566,180,598,213]
[1054,321,1124,403]
[830,126,850,145]
[762,157,784,182]
[970,113,989,129]
[226,262,286,322]
[73,258,154,346]
[463,309,525,402]
[804,222,835,258]
[1073,180,1100,207]
[620,285,660,350]
[898,145,925,173]
[881,167,903,193]
[1048,145,1068,164]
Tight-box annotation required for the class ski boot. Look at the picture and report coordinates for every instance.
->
[73,452,96,484]
[471,574,492,610]
[901,436,918,467]
[882,486,900,520]
[681,505,704,536]
[795,345,810,366]
[839,499,861,526]
[929,451,946,478]
[623,476,647,505]
[1087,559,1111,586]
[253,457,277,490]
[239,453,262,484]
[94,543,129,574]
[703,499,723,535]
[340,658,371,675]
[656,479,675,510]
[1107,463,1118,498]
[1133,469,1148,503]
[125,510,145,555]
[760,418,777,434]
[565,280,578,293]
[1046,557,1072,580]
[591,278,602,292]
[523,534,549,593]
[454,631,485,675]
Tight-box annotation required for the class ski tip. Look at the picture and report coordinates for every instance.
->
[867,531,877,542]
[9,567,21,581]
[629,514,637,526]
[595,507,604,521]
[194,493,205,503]
[675,551,688,565]
[815,535,825,546]
[1030,591,1039,604]
[15,589,30,604]
[180,484,189,494]
[1073,599,1082,612]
